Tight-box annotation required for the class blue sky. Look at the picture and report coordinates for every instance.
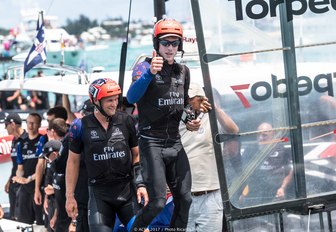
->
[0,0,190,29]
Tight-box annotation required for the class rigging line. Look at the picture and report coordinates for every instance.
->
[117,0,133,109]
[236,126,296,137]
[125,0,133,43]
[203,47,290,63]
[217,120,336,142]
[45,0,55,16]
[204,40,336,63]
[217,119,336,138]
[295,40,336,49]
[309,129,336,141]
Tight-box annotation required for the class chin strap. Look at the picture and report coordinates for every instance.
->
[93,101,112,122]
[181,49,184,58]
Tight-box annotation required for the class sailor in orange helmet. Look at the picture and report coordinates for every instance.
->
[66,78,148,232]
[127,19,211,231]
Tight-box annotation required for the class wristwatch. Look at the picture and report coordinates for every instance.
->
[28,176,32,182]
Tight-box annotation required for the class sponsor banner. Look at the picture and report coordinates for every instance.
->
[0,135,14,163]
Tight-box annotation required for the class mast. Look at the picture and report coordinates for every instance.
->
[154,0,166,20]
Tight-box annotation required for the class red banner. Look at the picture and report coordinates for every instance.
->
[0,135,14,164]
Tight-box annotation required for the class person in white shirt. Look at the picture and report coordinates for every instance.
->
[180,82,239,232]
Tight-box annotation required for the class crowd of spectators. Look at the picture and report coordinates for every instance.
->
[0,71,51,112]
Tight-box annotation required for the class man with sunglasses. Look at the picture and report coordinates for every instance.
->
[127,18,211,232]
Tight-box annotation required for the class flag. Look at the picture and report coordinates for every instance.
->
[23,15,47,76]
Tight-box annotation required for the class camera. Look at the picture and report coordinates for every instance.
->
[181,108,196,124]
[181,106,204,124]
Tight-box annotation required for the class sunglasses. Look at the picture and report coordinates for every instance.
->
[159,40,180,47]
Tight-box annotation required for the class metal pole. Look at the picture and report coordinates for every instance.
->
[118,0,133,109]
[191,0,231,231]
[154,0,166,20]
[279,2,307,199]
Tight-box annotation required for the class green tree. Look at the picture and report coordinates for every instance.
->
[100,17,128,38]
[0,28,9,36]
[63,14,98,36]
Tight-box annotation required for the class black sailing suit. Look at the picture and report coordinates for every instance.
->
[127,58,192,231]
[69,112,139,232]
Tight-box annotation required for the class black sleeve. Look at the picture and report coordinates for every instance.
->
[54,135,69,174]
[126,114,139,148]
[69,118,83,154]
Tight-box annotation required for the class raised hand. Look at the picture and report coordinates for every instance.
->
[150,49,163,75]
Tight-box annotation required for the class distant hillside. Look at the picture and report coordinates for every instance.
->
[0,15,152,39]
[0,29,9,35]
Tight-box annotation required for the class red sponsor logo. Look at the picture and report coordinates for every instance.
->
[230,72,335,108]
[0,135,14,163]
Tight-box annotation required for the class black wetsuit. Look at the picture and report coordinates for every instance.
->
[8,130,28,219]
[51,135,72,232]
[74,159,89,232]
[69,112,138,232]
[16,134,44,225]
[36,134,49,229]
[127,59,192,231]
[59,120,89,232]
[45,161,56,232]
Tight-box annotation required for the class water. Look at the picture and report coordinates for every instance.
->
[0,39,153,78]
[83,40,152,72]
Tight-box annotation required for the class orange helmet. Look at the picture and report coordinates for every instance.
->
[89,78,121,102]
[153,18,183,51]
[154,19,183,39]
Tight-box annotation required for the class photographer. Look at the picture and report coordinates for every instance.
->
[180,83,239,232]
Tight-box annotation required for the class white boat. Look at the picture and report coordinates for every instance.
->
[45,27,84,67]
[1,63,131,97]
[12,10,84,67]
[0,31,31,62]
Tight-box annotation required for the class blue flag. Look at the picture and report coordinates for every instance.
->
[23,17,47,77]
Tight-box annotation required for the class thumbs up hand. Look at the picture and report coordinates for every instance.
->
[150,49,163,75]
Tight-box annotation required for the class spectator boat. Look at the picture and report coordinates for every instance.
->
[11,10,84,67]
